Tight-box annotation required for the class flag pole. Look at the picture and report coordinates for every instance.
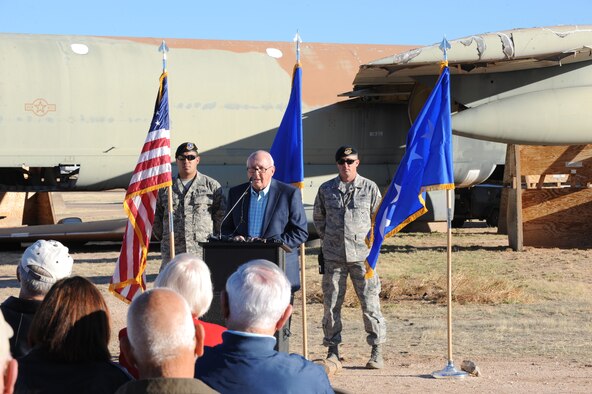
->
[159,40,175,263]
[294,30,309,359]
[432,37,467,379]
[109,45,173,302]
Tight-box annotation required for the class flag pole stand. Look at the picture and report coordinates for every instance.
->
[432,360,466,379]
[432,189,467,379]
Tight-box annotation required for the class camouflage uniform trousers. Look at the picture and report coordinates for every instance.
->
[322,259,386,346]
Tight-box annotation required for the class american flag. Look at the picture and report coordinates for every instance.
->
[109,72,172,303]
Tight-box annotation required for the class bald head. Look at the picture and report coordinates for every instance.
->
[127,288,196,368]
[247,150,274,167]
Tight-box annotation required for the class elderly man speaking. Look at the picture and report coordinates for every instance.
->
[221,150,308,290]
[220,150,308,350]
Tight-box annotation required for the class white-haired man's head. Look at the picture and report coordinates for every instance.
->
[126,288,202,378]
[154,253,213,317]
[224,259,292,333]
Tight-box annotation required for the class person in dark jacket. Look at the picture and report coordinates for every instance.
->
[221,151,308,351]
[0,239,73,358]
[195,260,333,394]
[15,276,131,393]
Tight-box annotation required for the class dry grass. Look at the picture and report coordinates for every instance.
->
[308,273,529,306]
[300,224,592,365]
[305,225,587,307]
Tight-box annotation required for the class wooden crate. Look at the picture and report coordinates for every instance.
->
[503,144,592,250]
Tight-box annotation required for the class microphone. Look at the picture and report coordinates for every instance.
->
[217,178,253,239]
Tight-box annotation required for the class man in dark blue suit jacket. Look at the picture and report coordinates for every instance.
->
[221,150,308,290]
[194,260,333,394]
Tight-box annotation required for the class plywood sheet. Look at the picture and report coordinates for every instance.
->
[519,145,592,183]
[522,188,592,248]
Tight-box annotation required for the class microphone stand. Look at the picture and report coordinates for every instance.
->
[217,179,252,239]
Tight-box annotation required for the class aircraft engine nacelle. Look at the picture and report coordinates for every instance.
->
[452,87,592,145]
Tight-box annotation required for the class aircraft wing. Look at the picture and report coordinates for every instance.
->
[354,25,592,83]
[347,25,592,145]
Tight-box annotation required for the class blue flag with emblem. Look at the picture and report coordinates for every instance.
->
[270,63,304,188]
[364,65,455,279]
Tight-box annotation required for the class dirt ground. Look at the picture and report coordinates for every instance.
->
[0,191,591,393]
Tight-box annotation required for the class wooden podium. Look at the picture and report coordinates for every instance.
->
[199,239,291,352]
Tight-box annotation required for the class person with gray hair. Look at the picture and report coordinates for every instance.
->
[0,311,17,394]
[221,151,308,292]
[118,253,226,377]
[155,253,226,344]
[154,253,213,317]
[0,239,73,357]
[195,259,333,394]
[220,150,308,351]
[117,288,218,393]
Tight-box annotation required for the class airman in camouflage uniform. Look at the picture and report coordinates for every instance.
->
[313,146,387,369]
[153,142,226,270]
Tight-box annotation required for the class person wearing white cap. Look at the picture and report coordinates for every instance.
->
[0,239,73,357]
[0,311,18,394]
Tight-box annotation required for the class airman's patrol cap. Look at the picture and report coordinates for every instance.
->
[335,146,358,162]
[175,142,199,157]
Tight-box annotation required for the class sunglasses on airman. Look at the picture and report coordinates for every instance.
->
[177,155,197,161]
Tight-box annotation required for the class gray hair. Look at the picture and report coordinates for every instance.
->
[225,259,290,331]
[127,288,195,365]
[17,265,53,297]
[154,253,213,317]
[246,150,274,168]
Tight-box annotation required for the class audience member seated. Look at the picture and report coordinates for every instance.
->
[0,240,73,358]
[15,276,131,393]
[0,311,18,394]
[116,288,218,393]
[119,253,225,377]
[195,259,334,394]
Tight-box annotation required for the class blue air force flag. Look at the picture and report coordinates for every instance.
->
[270,63,304,188]
[364,65,455,278]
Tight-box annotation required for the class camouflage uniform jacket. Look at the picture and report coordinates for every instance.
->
[153,172,226,263]
[313,175,381,262]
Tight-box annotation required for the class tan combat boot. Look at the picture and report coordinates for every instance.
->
[365,344,384,369]
[319,345,342,376]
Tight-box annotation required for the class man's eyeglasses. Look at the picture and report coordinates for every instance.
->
[337,159,356,165]
[247,166,273,174]
[177,155,197,161]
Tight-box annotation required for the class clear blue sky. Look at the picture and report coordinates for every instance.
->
[0,0,590,45]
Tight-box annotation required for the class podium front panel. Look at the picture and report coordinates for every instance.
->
[201,242,286,293]
[199,241,289,352]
